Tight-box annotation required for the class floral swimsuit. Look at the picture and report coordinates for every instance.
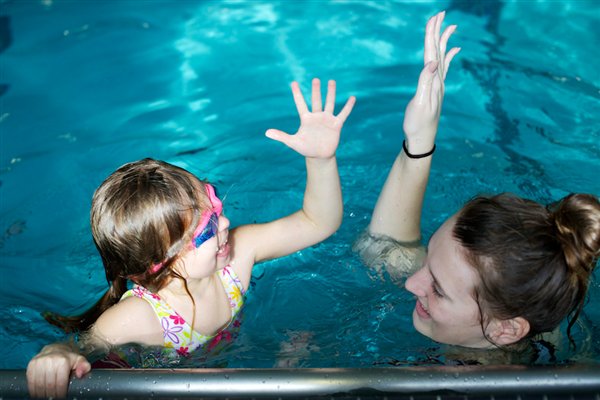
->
[120,265,245,357]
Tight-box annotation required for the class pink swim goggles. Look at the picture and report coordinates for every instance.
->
[150,183,223,274]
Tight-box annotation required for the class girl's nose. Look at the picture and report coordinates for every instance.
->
[405,266,428,297]
[218,214,230,231]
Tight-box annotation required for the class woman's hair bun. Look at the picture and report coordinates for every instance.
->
[549,193,600,276]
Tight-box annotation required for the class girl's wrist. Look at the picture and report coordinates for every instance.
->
[306,154,336,163]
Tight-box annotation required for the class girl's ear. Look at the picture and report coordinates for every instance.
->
[487,317,530,346]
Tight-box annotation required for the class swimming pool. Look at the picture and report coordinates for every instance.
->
[1,0,599,378]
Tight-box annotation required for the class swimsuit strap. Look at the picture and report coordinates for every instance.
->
[119,267,245,355]
[120,285,210,352]
[218,265,246,318]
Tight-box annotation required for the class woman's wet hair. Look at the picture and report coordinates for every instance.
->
[453,193,600,345]
[45,158,211,333]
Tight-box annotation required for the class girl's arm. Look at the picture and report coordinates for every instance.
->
[27,342,91,399]
[233,79,355,269]
[355,11,460,276]
[26,297,162,398]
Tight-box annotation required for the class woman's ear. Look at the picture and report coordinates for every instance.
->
[487,317,530,346]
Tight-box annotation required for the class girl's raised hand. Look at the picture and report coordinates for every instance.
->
[403,11,460,154]
[266,78,355,159]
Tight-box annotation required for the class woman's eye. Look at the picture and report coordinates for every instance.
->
[432,284,444,298]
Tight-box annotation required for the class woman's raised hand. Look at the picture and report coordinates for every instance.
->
[403,11,460,154]
[266,78,355,159]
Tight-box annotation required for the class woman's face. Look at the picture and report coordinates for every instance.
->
[405,216,493,348]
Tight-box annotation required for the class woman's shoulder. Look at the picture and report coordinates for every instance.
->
[92,295,163,346]
[353,229,426,281]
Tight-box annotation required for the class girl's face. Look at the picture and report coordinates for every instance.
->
[404,216,493,348]
[182,213,231,280]
[175,184,231,280]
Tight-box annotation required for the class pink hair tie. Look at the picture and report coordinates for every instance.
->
[149,261,165,274]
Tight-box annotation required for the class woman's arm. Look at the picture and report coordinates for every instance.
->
[356,11,460,275]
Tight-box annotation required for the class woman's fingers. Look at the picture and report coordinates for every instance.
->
[424,11,458,83]
[424,13,437,65]
[443,47,461,80]
[415,61,438,105]
[433,11,444,53]
[439,24,457,61]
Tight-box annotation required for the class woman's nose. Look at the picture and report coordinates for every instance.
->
[405,267,428,297]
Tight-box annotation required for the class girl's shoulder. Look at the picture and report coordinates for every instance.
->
[91,295,164,347]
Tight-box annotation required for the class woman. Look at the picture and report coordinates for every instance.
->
[354,11,600,352]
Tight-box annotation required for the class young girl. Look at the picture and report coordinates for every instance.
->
[355,11,599,353]
[27,79,355,398]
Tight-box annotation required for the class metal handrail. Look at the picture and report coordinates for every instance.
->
[2,364,599,399]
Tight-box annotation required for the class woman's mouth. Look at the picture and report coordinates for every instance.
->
[415,299,431,319]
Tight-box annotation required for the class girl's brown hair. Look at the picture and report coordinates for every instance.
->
[453,193,600,345]
[45,158,211,333]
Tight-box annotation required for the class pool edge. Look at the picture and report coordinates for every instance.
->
[2,363,600,398]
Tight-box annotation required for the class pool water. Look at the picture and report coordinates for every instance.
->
[0,0,598,370]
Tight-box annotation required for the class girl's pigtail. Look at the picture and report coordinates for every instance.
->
[44,276,129,334]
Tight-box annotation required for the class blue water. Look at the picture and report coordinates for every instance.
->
[0,0,599,369]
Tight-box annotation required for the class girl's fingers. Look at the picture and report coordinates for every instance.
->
[54,365,70,399]
[291,81,309,116]
[311,78,322,112]
[336,96,356,123]
[73,356,91,378]
[265,128,291,145]
[324,80,336,113]
[443,47,461,80]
